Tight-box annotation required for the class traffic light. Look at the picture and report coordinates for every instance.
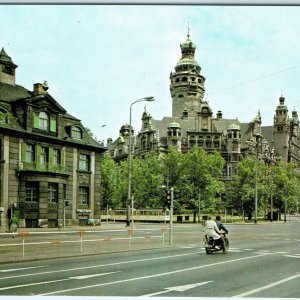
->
[165,189,171,208]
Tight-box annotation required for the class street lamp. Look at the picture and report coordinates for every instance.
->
[254,133,261,224]
[127,96,155,226]
[269,148,276,222]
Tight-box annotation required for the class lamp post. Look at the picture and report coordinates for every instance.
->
[269,148,276,222]
[127,96,155,226]
[254,133,261,224]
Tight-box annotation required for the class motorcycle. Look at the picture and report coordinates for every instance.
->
[204,232,229,254]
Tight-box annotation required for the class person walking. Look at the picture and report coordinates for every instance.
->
[9,214,19,238]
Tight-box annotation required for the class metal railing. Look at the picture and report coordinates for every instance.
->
[0,227,169,262]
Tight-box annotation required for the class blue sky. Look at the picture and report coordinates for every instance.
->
[1,4,300,144]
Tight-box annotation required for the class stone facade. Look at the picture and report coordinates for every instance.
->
[0,48,106,228]
[107,33,300,174]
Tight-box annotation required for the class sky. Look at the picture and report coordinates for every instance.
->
[1,4,300,145]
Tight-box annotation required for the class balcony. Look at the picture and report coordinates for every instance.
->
[77,204,90,210]
[18,162,70,176]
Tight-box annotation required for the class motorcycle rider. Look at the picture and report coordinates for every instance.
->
[204,216,223,250]
[215,215,228,234]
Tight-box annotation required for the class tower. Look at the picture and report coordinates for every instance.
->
[273,94,290,161]
[0,48,17,85]
[136,108,158,157]
[169,30,206,118]
[167,121,182,151]
[226,123,241,175]
[289,109,300,164]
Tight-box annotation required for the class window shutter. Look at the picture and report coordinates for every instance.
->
[49,147,53,166]
[50,118,57,132]
[61,147,65,167]
[21,143,26,162]
[33,113,39,128]
[36,145,41,169]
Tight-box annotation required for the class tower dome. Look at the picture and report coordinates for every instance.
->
[170,28,206,118]
[175,33,200,73]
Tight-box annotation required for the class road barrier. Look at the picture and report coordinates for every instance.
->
[0,227,169,262]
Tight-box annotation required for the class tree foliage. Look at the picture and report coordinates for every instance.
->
[100,147,299,219]
[226,156,300,219]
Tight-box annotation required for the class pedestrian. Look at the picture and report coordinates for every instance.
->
[9,214,19,238]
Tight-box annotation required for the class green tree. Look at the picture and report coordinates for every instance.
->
[84,127,94,138]
[183,147,225,221]
[226,155,269,220]
[131,152,164,208]
[100,154,123,209]
[160,147,186,211]
[271,161,300,218]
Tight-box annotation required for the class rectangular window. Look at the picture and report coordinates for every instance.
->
[25,182,39,202]
[40,147,48,165]
[26,144,35,163]
[79,186,89,206]
[79,154,89,171]
[53,149,61,166]
[48,183,58,203]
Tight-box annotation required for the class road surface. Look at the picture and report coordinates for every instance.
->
[0,222,299,297]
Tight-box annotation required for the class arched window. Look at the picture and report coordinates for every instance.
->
[39,112,49,130]
[71,126,82,139]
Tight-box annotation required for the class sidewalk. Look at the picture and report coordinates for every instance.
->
[0,223,171,264]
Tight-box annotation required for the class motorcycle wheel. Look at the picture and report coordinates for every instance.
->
[205,247,213,255]
[222,238,229,253]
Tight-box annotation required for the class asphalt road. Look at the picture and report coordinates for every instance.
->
[0,222,300,298]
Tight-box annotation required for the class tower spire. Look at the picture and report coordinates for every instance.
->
[187,22,190,38]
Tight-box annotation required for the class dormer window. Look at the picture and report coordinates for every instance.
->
[71,126,82,139]
[39,112,49,130]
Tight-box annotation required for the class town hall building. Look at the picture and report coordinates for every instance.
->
[107,32,300,175]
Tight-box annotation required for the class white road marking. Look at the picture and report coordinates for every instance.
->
[37,253,271,296]
[232,273,300,298]
[254,252,273,255]
[0,272,119,291]
[284,255,300,259]
[140,281,212,297]
[70,271,120,279]
[0,278,70,291]
[0,266,46,273]
[0,251,201,280]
